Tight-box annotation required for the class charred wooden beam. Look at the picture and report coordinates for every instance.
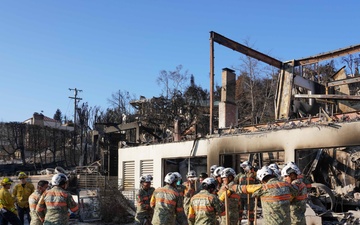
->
[327,77,360,87]
[275,62,294,120]
[104,122,141,133]
[210,31,283,69]
[294,44,360,66]
[294,94,360,100]
[294,75,325,91]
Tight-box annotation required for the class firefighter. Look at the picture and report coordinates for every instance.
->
[28,180,49,225]
[213,167,224,194]
[182,170,197,217]
[150,172,187,225]
[36,173,78,225]
[0,178,21,225]
[282,163,307,225]
[286,161,312,192]
[233,166,245,184]
[173,172,187,225]
[237,161,257,225]
[198,173,208,183]
[12,172,34,225]
[240,161,257,180]
[211,166,224,225]
[188,177,225,225]
[234,166,293,225]
[135,174,155,225]
[210,165,218,178]
[218,168,241,225]
[173,172,186,198]
[197,173,208,191]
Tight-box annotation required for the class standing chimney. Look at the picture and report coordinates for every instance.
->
[219,68,238,128]
[33,112,45,127]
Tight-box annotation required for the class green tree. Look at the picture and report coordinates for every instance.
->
[53,109,63,123]
[183,75,209,135]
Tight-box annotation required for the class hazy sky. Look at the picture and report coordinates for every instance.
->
[1,1,359,122]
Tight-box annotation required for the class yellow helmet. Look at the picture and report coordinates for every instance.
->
[1,177,13,185]
[18,172,28,179]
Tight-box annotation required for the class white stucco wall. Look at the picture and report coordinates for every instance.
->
[118,121,360,189]
[118,139,208,188]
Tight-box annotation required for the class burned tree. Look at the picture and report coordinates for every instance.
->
[156,64,189,99]
[0,122,26,164]
[235,46,278,124]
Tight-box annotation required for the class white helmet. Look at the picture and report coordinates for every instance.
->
[187,170,197,178]
[281,162,301,177]
[172,172,182,180]
[213,166,224,177]
[240,161,252,172]
[268,163,281,178]
[140,174,153,183]
[289,162,301,174]
[51,173,68,186]
[240,161,250,168]
[268,163,279,170]
[201,177,216,189]
[210,165,218,173]
[164,172,177,184]
[257,166,273,181]
[220,168,236,178]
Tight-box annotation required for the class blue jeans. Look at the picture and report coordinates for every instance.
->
[15,207,29,225]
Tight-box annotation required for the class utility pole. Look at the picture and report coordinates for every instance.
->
[69,88,82,165]
[209,32,214,134]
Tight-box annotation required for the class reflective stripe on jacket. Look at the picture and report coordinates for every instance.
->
[238,172,257,198]
[188,190,224,225]
[218,181,241,225]
[150,184,187,225]
[28,190,43,225]
[135,187,155,223]
[253,178,291,225]
[36,186,78,225]
[290,179,307,225]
